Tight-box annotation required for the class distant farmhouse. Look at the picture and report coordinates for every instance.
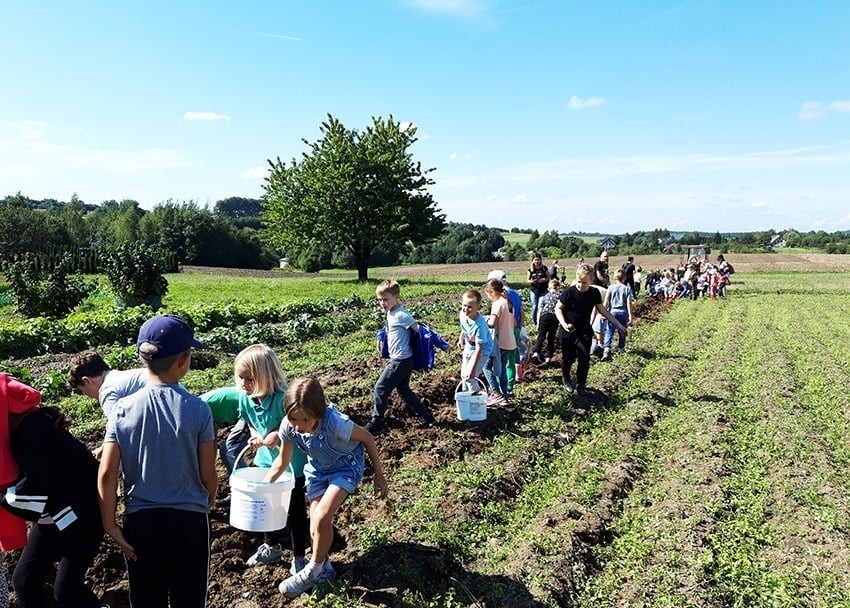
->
[599,236,617,250]
[770,233,786,248]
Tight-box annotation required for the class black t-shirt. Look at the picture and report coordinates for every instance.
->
[528,266,550,296]
[558,285,602,336]
[593,260,609,287]
[622,262,635,283]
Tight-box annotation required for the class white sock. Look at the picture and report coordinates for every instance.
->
[305,560,324,579]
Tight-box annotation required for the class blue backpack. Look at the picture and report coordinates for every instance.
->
[377,322,450,371]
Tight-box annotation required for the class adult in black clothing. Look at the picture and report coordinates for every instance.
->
[526,254,550,326]
[556,264,627,394]
[1,404,105,608]
[593,251,610,288]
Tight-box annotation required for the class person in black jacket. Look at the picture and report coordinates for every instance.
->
[1,403,106,608]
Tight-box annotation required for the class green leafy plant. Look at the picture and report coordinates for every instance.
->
[100,243,169,306]
[2,252,95,318]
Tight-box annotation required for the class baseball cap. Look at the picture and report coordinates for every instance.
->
[487,269,507,282]
[137,314,203,361]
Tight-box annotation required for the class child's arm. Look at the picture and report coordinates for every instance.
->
[246,422,263,448]
[98,442,137,561]
[462,341,483,380]
[264,441,294,483]
[261,430,280,448]
[595,303,627,334]
[350,424,388,498]
[198,440,217,509]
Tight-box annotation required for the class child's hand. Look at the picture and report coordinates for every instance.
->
[248,436,263,449]
[262,432,279,448]
[373,473,388,499]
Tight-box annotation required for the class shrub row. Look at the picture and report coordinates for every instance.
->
[0,294,369,359]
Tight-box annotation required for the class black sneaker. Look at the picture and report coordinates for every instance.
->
[576,385,589,394]
[214,493,231,507]
[562,379,575,394]
[364,417,385,436]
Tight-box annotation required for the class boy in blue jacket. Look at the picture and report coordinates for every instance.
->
[366,280,437,436]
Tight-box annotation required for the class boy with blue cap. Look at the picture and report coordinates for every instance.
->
[98,314,217,608]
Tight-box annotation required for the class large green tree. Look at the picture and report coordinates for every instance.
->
[263,114,445,280]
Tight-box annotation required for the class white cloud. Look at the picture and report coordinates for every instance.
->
[448,152,472,161]
[250,32,300,41]
[751,200,767,208]
[800,100,850,120]
[485,194,497,202]
[799,101,826,120]
[830,100,850,113]
[0,119,193,179]
[567,95,607,110]
[512,193,529,203]
[240,166,268,179]
[183,111,232,122]
[406,0,488,17]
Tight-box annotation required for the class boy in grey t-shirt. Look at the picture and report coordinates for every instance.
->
[98,314,216,608]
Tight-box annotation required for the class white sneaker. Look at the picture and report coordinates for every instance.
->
[246,543,282,566]
[290,556,309,575]
[279,568,317,599]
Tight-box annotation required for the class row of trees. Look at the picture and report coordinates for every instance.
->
[4,112,850,282]
[0,194,275,269]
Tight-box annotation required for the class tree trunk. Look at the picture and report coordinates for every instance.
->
[354,251,369,282]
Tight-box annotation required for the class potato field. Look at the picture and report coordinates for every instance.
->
[1,253,849,608]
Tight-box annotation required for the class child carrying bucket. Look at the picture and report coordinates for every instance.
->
[457,289,495,393]
[205,344,309,571]
[266,377,387,599]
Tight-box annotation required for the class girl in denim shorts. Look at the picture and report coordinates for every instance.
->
[265,377,388,600]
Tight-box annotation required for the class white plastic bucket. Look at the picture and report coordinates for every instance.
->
[229,447,295,532]
[455,379,487,421]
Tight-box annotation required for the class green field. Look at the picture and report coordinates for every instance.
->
[2,268,849,607]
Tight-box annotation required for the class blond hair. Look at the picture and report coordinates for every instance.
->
[376,279,401,297]
[234,344,287,398]
[576,263,593,279]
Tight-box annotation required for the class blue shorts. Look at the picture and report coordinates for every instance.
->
[304,459,364,501]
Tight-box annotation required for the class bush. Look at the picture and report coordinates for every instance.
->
[101,243,169,305]
[2,253,95,318]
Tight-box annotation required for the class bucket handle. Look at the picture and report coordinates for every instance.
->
[455,377,485,395]
[233,443,258,471]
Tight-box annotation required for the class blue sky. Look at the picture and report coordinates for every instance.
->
[2,0,849,234]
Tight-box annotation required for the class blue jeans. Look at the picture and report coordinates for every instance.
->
[482,348,505,396]
[219,419,249,473]
[372,356,432,421]
[530,291,544,326]
[603,310,629,351]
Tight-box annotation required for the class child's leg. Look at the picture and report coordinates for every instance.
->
[393,359,433,421]
[309,487,350,566]
[482,350,502,395]
[498,348,511,396]
[288,476,309,561]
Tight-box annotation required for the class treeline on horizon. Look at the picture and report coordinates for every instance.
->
[2,193,850,273]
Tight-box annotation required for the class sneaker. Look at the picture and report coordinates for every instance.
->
[531,352,541,364]
[601,348,611,361]
[486,393,504,406]
[290,556,309,576]
[214,493,231,507]
[562,379,575,394]
[416,417,436,429]
[318,560,336,582]
[576,384,589,394]
[246,543,282,566]
[543,357,551,365]
[364,417,385,436]
[279,568,318,599]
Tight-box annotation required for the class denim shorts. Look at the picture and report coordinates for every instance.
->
[304,457,364,501]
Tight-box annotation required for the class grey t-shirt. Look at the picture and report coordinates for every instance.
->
[99,368,148,420]
[386,305,415,360]
[105,383,214,515]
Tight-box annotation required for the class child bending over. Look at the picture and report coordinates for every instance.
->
[266,377,387,599]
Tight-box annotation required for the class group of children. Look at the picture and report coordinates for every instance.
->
[1,310,388,607]
[0,262,649,606]
[646,254,732,301]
